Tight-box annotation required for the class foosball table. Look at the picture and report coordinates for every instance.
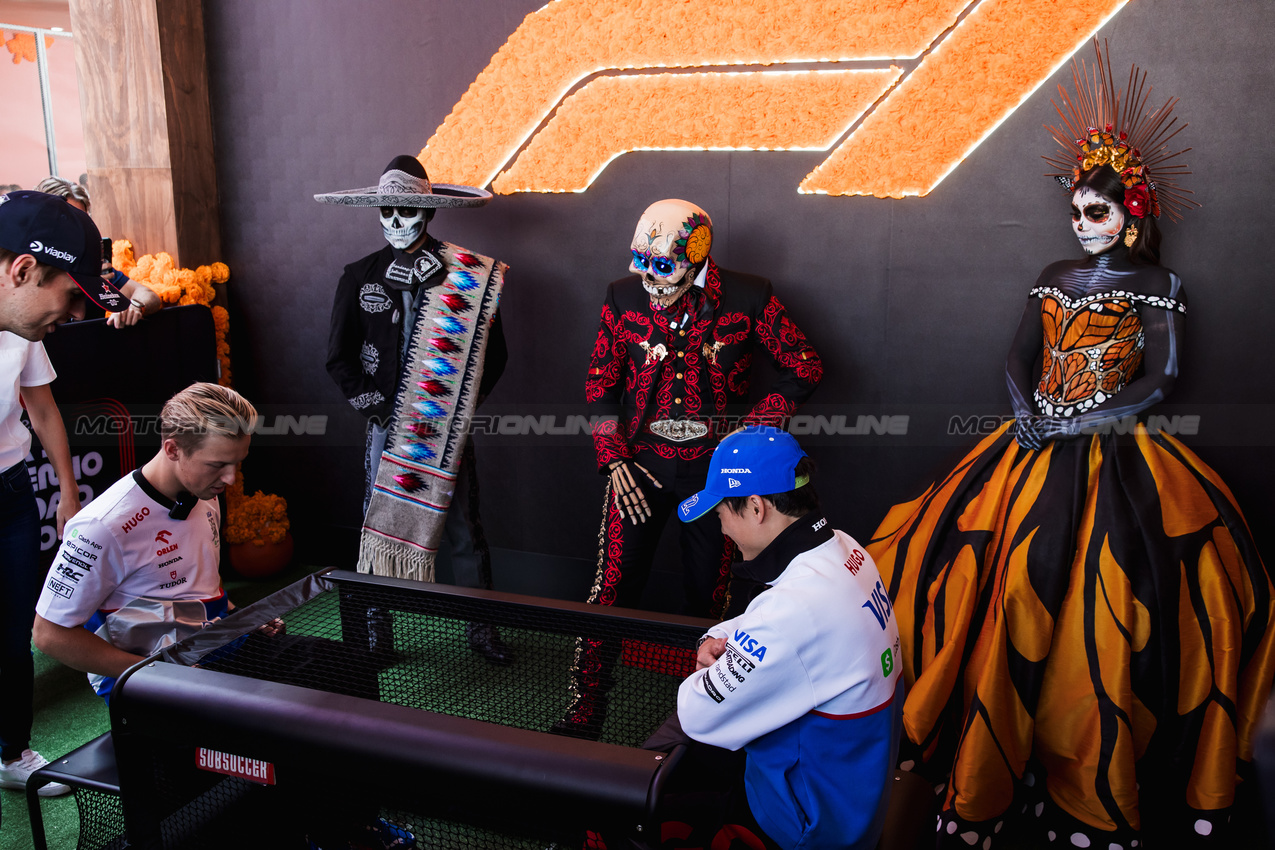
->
[43,569,713,850]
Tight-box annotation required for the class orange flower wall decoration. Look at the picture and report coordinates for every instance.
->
[3,31,53,65]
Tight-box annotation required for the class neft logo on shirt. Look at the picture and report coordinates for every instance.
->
[46,577,75,599]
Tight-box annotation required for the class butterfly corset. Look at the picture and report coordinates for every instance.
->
[1031,287,1185,418]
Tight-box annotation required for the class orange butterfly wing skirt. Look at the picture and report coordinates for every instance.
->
[868,421,1275,836]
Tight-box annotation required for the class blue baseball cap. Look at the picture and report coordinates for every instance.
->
[678,427,808,523]
[0,190,126,311]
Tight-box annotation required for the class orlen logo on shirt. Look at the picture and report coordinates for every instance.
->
[121,506,150,534]
[155,529,179,557]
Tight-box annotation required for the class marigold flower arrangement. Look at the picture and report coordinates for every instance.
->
[224,470,291,546]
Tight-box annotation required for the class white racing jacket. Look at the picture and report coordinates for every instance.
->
[678,516,902,849]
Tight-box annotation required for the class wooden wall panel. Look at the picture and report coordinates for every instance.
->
[66,0,218,264]
[85,166,179,256]
[156,0,221,266]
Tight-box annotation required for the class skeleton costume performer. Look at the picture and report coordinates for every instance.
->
[318,157,511,659]
[867,48,1274,849]
[559,200,821,740]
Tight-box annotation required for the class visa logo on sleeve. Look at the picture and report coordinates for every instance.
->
[732,629,767,662]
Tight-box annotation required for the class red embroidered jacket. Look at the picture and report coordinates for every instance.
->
[586,260,822,470]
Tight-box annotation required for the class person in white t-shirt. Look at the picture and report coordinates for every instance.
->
[33,382,257,703]
[0,332,81,796]
[647,428,903,850]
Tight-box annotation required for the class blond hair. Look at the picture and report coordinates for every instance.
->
[161,382,257,452]
[34,177,92,212]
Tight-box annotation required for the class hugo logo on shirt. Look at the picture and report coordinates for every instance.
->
[121,506,151,534]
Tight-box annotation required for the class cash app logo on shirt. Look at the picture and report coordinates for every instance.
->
[881,648,894,678]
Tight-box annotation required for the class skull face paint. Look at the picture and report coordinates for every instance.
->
[1071,187,1126,255]
[380,206,426,250]
[629,199,713,309]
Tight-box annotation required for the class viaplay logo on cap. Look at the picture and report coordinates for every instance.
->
[29,240,77,264]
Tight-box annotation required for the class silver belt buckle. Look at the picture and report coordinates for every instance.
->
[648,419,709,442]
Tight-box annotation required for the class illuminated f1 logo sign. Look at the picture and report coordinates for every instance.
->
[420,0,1130,198]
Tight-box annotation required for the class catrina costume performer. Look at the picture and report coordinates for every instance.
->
[557,199,822,740]
[317,155,512,663]
[868,46,1275,848]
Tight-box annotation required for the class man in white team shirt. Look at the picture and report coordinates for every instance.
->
[656,427,903,850]
[33,382,256,701]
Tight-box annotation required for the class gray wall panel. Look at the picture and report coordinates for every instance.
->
[202,0,1275,589]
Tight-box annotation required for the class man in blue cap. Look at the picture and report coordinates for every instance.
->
[653,426,903,850]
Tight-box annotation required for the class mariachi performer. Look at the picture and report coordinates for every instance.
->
[317,155,511,663]
[868,46,1274,848]
[557,199,821,739]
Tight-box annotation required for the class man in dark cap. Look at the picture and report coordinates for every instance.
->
[0,189,127,339]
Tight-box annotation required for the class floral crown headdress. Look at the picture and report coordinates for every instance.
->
[1043,40,1196,221]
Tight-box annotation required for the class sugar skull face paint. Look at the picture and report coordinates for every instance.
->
[1071,187,1126,255]
[380,206,427,250]
[629,199,713,309]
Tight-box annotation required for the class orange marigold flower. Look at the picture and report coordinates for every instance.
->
[152,253,175,276]
[210,262,230,284]
[194,266,213,287]
[212,305,230,334]
[225,489,290,545]
[112,240,136,273]
[133,255,155,281]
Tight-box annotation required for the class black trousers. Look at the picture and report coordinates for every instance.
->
[586,450,732,618]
